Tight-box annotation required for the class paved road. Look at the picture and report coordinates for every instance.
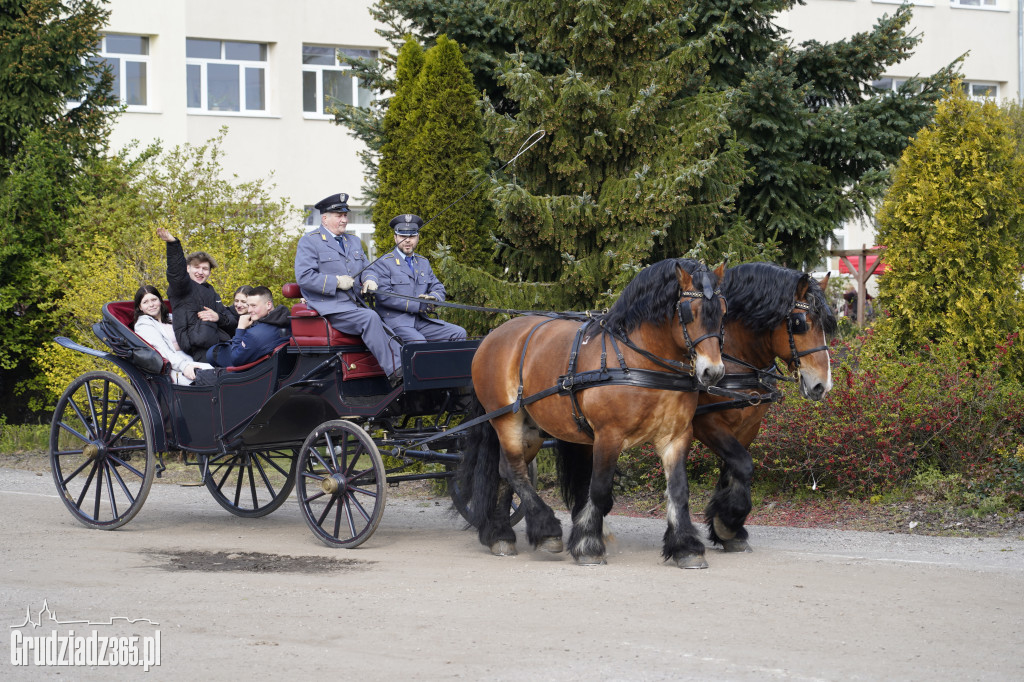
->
[2,466,1022,681]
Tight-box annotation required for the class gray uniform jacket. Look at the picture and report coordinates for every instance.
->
[364,249,447,329]
[294,226,369,315]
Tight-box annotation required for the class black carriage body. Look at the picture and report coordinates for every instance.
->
[68,302,479,456]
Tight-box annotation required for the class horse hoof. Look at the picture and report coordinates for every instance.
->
[722,538,752,553]
[675,554,709,569]
[575,555,606,566]
[537,537,564,554]
[491,541,517,557]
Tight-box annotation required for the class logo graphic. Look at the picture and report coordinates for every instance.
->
[10,601,161,671]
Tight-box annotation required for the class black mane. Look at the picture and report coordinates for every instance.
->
[603,258,723,335]
[721,262,837,336]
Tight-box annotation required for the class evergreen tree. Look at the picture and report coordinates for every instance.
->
[689,1,958,266]
[373,0,956,268]
[373,36,425,250]
[873,88,1024,378]
[452,0,749,308]
[0,0,117,418]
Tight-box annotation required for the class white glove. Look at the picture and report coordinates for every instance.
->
[417,294,436,301]
[336,275,355,291]
[361,279,378,294]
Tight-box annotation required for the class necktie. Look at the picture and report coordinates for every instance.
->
[406,256,414,274]
[335,235,345,255]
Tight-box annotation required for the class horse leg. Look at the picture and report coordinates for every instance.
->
[554,440,594,519]
[457,404,520,554]
[703,434,754,553]
[661,438,708,569]
[566,439,618,565]
[493,417,563,553]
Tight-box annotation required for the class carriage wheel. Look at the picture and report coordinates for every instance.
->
[447,459,536,528]
[203,449,297,518]
[296,420,386,548]
[49,371,155,530]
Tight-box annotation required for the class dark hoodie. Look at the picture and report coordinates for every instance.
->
[224,305,291,366]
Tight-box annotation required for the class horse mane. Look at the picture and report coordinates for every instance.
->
[721,262,837,336]
[603,258,722,335]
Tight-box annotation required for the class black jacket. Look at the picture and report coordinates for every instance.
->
[165,240,238,361]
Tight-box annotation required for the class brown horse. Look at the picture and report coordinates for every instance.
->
[694,262,835,552]
[555,262,836,568]
[458,259,727,568]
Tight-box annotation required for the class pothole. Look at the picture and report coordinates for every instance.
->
[146,550,372,573]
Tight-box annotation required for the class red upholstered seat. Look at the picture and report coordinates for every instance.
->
[281,283,363,348]
[226,342,289,373]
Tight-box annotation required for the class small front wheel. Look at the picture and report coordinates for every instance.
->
[296,420,386,548]
[49,371,155,529]
[204,449,297,518]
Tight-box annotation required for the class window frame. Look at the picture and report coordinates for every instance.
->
[962,81,999,102]
[186,38,270,116]
[301,44,376,119]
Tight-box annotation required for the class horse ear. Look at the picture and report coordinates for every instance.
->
[818,272,831,290]
[713,262,725,281]
[676,264,694,291]
[795,273,811,300]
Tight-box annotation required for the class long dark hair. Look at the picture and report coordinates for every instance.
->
[133,285,170,325]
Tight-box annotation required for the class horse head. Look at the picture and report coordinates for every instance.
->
[777,272,834,400]
[675,261,727,387]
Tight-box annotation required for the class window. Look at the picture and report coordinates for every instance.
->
[303,205,375,256]
[962,81,998,102]
[187,39,268,113]
[302,45,376,117]
[101,35,150,107]
[869,77,921,95]
[951,0,997,7]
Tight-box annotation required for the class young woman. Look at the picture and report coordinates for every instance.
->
[232,285,254,315]
[132,285,213,385]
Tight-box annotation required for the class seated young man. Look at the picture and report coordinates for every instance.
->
[206,286,290,368]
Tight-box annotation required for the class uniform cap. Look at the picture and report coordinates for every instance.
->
[389,213,423,236]
[314,192,349,214]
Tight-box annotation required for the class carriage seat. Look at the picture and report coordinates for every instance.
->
[225,341,290,372]
[280,284,387,380]
[281,283,364,348]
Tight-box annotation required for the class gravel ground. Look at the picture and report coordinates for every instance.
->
[6,449,1023,541]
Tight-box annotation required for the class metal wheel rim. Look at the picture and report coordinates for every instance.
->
[296,420,386,548]
[204,449,297,518]
[49,371,155,529]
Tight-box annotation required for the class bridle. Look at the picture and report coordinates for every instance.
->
[785,300,829,375]
[677,288,726,367]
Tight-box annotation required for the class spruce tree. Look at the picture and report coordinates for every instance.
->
[457,0,748,308]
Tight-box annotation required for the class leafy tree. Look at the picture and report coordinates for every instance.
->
[873,88,1024,378]
[0,0,118,418]
[36,131,301,403]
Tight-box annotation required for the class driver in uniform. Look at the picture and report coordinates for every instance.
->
[363,214,466,343]
[294,193,404,386]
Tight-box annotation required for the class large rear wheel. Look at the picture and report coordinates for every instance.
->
[203,449,297,518]
[296,421,386,548]
[49,371,155,529]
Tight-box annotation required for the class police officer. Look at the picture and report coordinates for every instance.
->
[294,193,404,386]
[363,214,467,343]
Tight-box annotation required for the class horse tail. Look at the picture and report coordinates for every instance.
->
[455,395,502,530]
[554,439,593,516]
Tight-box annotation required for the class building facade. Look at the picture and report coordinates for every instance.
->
[101,0,388,248]
[98,0,1020,259]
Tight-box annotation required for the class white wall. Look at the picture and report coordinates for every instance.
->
[103,0,387,228]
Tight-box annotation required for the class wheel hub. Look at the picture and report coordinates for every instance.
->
[82,443,104,460]
[321,473,347,494]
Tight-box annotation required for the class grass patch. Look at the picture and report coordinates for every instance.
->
[0,422,49,454]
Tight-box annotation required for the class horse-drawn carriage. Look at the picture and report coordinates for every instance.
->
[50,259,836,568]
[49,282,514,548]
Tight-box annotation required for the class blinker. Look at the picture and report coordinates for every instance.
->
[678,300,695,324]
[790,312,808,334]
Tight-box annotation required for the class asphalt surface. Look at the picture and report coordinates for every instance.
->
[2,466,1022,681]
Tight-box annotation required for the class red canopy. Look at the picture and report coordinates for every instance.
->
[838,254,888,276]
